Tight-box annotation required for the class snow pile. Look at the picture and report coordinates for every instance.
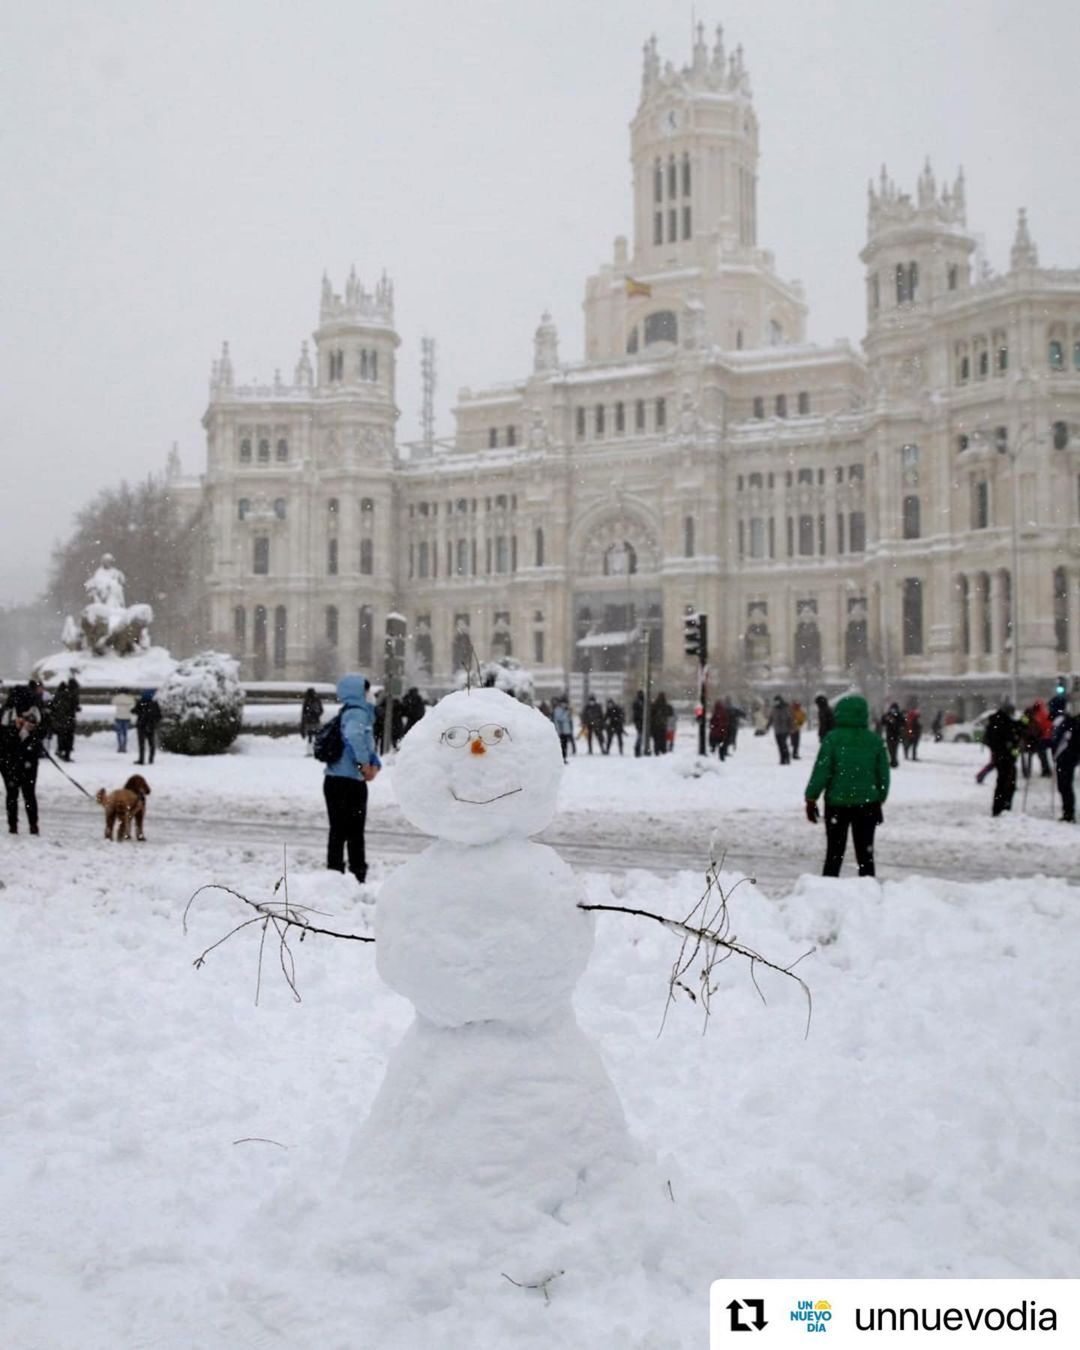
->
[456,656,536,703]
[158,651,244,755]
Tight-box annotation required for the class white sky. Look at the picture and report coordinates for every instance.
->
[3,0,1078,606]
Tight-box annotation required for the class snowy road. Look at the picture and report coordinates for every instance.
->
[43,793,1076,890]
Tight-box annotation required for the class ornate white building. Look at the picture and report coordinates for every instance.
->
[198,25,1080,710]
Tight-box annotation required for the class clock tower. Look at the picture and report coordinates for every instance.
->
[581,24,806,360]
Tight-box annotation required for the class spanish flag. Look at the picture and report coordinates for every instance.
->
[625,277,652,298]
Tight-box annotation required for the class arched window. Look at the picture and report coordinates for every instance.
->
[253,536,269,574]
[684,516,695,558]
[237,498,249,521]
[902,578,923,655]
[360,538,373,575]
[535,527,544,567]
[643,310,678,346]
[275,438,288,461]
[257,438,270,463]
[233,606,245,648]
[325,605,339,647]
[273,606,287,668]
[273,497,286,520]
[239,438,252,464]
[357,605,373,666]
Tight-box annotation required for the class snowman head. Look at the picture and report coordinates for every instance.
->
[393,687,563,844]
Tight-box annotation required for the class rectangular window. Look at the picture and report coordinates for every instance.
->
[798,467,813,484]
[456,538,468,576]
[776,393,787,418]
[328,537,339,575]
[507,425,516,446]
[418,541,429,577]
[357,606,373,666]
[738,519,745,558]
[360,538,373,575]
[326,606,339,647]
[488,427,498,448]
[849,511,866,552]
[902,578,923,655]
[495,536,508,573]
[655,397,666,429]
[682,154,691,195]
[635,399,646,431]
[797,391,810,415]
[973,478,990,529]
[682,205,691,240]
[533,630,544,664]
[749,517,765,559]
[576,407,586,440]
[836,512,845,555]
[768,517,776,559]
[595,404,605,436]
[752,396,765,419]
[786,516,794,558]
[849,464,864,482]
[798,515,814,556]
[997,343,1008,373]
[668,208,677,242]
[615,401,625,433]
[653,212,663,245]
[253,536,269,575]
[818,513,826,554]
[903,495,921,539]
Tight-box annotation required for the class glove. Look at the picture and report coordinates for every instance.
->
[874,802,884,824]
[805,800,819,824]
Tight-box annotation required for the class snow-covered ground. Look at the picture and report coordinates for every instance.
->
[3,725,1077,1347]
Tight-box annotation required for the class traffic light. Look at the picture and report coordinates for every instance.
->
[384,613,407,698]
[683,611,707,661]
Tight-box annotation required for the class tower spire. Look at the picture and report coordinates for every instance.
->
[1010,207,1038,270]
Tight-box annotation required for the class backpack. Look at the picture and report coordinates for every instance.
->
[312,711,345,764]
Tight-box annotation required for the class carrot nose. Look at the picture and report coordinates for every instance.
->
[470,737,486,755]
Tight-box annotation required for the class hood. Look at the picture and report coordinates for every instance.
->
[833,694,870,729]
[337,673,370,708]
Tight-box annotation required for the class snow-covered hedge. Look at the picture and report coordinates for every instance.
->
[158,651,245,755]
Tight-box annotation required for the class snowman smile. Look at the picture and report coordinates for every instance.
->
[450,786,523,805]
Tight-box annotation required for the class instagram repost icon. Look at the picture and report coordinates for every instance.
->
[790,1298,832,1332]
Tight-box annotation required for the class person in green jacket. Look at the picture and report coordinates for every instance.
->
[804,693,890,877]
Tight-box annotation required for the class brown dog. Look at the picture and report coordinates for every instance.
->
[95,774,151,841]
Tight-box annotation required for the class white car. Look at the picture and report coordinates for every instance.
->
[941,709,995,744]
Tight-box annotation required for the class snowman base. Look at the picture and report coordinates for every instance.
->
[346,1008,636,1228]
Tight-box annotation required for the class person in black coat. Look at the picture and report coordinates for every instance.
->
[983,701,1021,816]
[881,702,904,769]
[815,694,834,740]
[1,684,43,833]
[400,687,426,735]
[134,690,162,765]
[1052,702,1080,823]
[582,694,605,753]
[631,689,645,757]
[51,678,80,761]
[604,698,625,755]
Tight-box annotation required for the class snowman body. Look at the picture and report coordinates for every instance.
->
[348,688,631,1221]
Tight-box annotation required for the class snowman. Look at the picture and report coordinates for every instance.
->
[346,686,634,1229]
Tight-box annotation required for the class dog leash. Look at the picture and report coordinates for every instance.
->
[42,748,96,800]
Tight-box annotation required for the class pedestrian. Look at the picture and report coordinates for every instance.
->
[113,689,135,753]
[708,699,729,760]
[0,682,43,835]
[582,693,605,754]
[323,673,381,884]
[1051,700,1079,823]
[790,700,806,759]
[650,692,672,756]
[903,707,922,761]
[803,693,890,877]
[604,698,625,755]
[400,686,426,735]
[983,699,1021,816]
[300,686,324,750]
[1020,699,1052,778]
[134,689,162,765]
[552,698,574,762]
[766,695,793,764]
[815,693,834,740]
[51,678,80,762]
[724,698,744,756]
[931,709,944,742]
[631,689,645,757]
[882,702,904,768]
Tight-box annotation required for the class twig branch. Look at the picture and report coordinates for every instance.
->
[233,1137,290,1149]
[578,856,814,1038]
[501,1270,565,1304]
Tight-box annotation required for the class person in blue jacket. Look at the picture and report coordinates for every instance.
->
[324,674,381,884]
